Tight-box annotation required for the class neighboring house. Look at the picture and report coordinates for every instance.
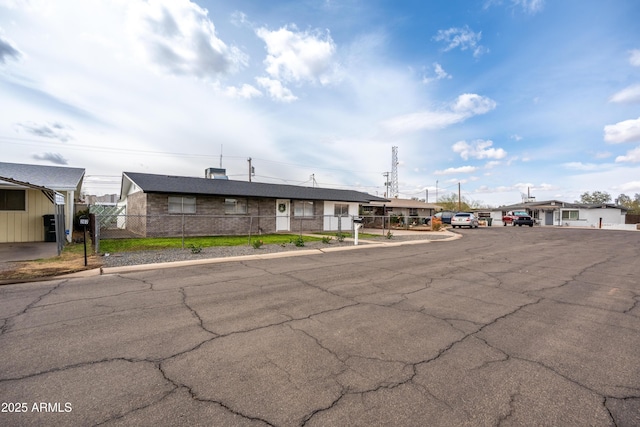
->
[492,200,630,229]
[117,170,388,237]
[0,162,85,243]
[362,198,442,224]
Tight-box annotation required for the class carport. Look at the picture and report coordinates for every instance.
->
[0,175,66,255]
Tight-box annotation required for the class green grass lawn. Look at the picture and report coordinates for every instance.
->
[99,234,324,253]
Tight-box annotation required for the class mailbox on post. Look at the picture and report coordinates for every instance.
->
[353,217,363,246]
[79,216,89,266]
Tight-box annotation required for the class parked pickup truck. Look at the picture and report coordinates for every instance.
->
[502,211,534,227]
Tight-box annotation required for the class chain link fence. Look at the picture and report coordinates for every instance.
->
[90,213,435,253]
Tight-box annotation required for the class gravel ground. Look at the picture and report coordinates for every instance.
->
[101,233,450,268]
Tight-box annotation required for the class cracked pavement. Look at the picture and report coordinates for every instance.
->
[1,227,639,426]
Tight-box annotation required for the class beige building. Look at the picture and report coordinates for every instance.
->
[0,162,85,243]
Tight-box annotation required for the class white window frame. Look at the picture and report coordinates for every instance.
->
[561,210,579,220]
[334,203,349,217]
[224,198,248,214]
[168,196,196,214]
[294,200,314,217]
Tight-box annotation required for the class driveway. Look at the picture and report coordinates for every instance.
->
[0,227,638,426]
[0,242,58,263]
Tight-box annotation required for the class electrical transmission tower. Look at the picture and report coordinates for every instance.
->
[391,146,399,198]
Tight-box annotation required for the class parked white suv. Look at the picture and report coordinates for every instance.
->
[451,212,479,229]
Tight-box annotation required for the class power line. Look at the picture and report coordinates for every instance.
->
[0,136,385,175]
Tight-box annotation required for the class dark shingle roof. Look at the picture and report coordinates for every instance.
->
[0,162,85,191]
[123,172,388,203]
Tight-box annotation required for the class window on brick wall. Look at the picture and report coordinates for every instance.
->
[294,200,314,217]
[224,198,247,214]
[168,196,196,214]
[0,189,26,211]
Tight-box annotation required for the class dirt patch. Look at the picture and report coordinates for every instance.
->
[0,252,102,283]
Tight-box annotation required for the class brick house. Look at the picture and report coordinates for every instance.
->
[118,170,388,237]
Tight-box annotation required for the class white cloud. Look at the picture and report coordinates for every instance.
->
[609,84,640,104]
[484,0,545,14]
[256,25,337,84]
[256,77,297,102]
[594,151,612,159]
[224,84,262,99]
[452,139,507,160]
[433,26,488,58]
[451,93,497,115]
[563,162,602,171]
[510,134,523,141]
[0,32,22,64]
[32,152,68,165]
[382,93,496,134]
[434,166,478,175]
[615,180,640,192]
[615,146,640,163]
[127,0,247,79]
[513,182,558,194]
[423,62,451,83]
[15,121,73,142]
[513,0,545,14]
[604,116,640,143]
[630,49,640,67]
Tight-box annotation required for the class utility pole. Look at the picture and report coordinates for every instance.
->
[426,189,429,203]
[383,172,390,198]
[436,180,439,203]
[391,146,399,198]
[458,182,461,211]
[248,157,252,182]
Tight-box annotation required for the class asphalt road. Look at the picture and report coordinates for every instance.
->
[0,227,639,426]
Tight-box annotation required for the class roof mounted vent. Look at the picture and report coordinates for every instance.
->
[205,168,228,180]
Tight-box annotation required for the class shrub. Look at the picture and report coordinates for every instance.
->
[431,217,442,231]
[189,244,202,254]
[386,231,393,239]
[335,232,345,242]
[291,236,305,247]
[322,236,333,244]
[252,239,264,249]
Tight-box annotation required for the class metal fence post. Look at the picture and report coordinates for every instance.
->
[181,214,185,249]
[95,215,100,254]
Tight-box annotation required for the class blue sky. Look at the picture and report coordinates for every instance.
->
[1,0,639,206]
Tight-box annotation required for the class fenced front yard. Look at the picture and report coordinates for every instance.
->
[91,213,436,253]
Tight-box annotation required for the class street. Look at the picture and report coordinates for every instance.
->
[0,227,639,426]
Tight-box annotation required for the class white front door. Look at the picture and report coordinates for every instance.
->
[276,199,290,231]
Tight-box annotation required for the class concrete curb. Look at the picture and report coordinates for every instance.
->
[1,231,460,283]
[100,232,460,275]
